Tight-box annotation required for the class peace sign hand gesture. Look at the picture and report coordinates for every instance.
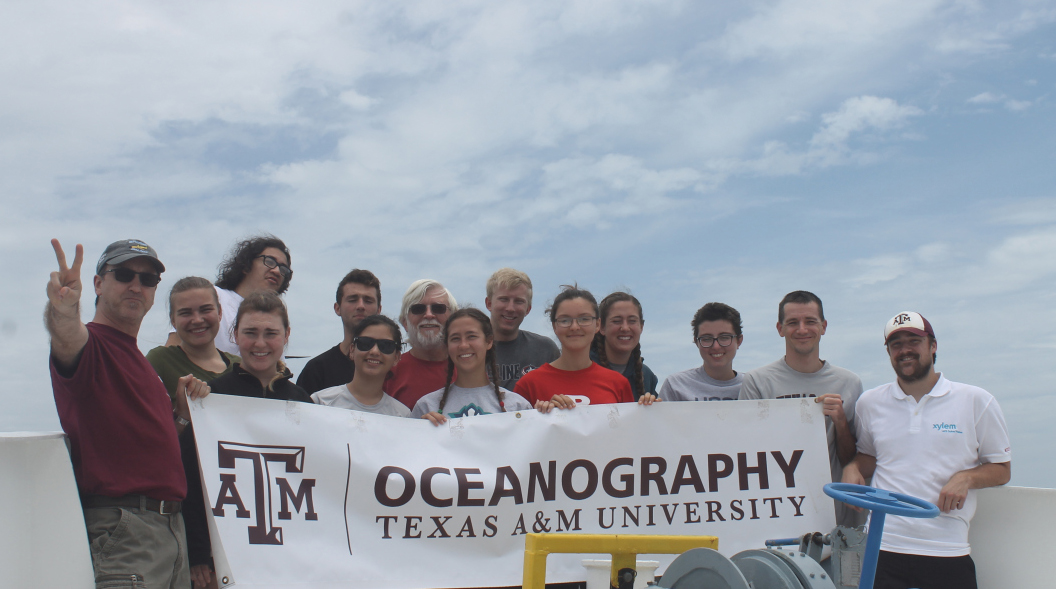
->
[48,238,84,315]
[46,238,89,367]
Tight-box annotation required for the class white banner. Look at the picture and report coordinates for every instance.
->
[189,396,836,588]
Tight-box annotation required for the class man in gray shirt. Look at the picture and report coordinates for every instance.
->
[485,268,559,390]
[738,290,865,528]
[660,302,744,401]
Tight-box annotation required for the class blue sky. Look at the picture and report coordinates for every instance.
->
[2,1,1054,489]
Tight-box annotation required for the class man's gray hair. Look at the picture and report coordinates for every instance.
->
[399,279,459,325]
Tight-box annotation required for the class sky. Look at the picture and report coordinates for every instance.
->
[2,0,1054,489]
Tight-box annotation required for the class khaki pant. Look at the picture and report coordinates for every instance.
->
[84,506,190,589]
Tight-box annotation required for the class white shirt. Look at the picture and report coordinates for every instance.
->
[855,374,1011,556]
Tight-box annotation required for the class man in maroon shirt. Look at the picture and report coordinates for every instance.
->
[384,279,459,409]
[47,238,209,589]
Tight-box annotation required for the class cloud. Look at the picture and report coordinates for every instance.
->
[719,0,943,61]
[967,92,1033,111]
[810,95,923,149]
[5,0,1056,489]
[735,95,923,176]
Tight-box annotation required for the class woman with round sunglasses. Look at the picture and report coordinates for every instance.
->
[165,234,293,356]
[589,292,658,400]
[412,308,538,424]
[515,286,658,408]
[311,315,409,417]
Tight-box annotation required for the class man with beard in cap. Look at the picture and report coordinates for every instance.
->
[385,279,459,410]
[842,312,1011,589]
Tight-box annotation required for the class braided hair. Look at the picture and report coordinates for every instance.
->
[591,291,647,400]
[437,308,505,415]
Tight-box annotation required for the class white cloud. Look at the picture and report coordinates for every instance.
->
[719,0,942,61]
[967,91,1033,111]
[810,95,923,148]
[4,0,1056,489]
[735,95,923,175]
[968,91,1002,104]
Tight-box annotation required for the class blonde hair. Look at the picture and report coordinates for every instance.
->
[485,268,534,306]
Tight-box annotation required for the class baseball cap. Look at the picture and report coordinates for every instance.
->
[884,311,935,343]
[95,239,165,275]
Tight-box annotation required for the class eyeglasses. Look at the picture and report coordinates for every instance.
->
[555,316,596,328]
[408,303,448,315]
[256,255,292,277]
[353,336,399,355]
[105,268,161,288]
[696,334,736,348]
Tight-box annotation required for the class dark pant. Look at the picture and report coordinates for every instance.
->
[873,550,977,589]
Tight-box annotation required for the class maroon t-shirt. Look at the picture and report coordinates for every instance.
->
[51,322,186,501]
[383,353,452,410]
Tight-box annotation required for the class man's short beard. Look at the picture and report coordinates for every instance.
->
[407,323,444,351]
[896,353,932,383]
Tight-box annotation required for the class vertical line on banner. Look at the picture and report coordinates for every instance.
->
[345,443,353,556]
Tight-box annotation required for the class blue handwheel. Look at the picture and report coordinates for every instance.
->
[824,483,939,589]
[825,483,939,518]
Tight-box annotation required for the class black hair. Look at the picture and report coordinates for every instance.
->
[546,284,599,323]
[437,308,504,415]
[336,269,381,305]
[691,302,743,338]
[216,235,293,294]
[778,290,824,323]
[590,291,646,400]
[351,314,403,348]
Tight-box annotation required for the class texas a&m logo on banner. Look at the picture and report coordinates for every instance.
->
[210,441,319,545]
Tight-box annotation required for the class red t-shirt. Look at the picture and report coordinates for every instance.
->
[384,353,452,410]
[50,322,186,501]
[514,362,634,406]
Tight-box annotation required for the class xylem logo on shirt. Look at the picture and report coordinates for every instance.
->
[932,422,963,434]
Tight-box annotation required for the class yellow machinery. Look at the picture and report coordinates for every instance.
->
[522,533,719,589]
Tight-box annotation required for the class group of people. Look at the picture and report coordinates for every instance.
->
[46,234,1011,589]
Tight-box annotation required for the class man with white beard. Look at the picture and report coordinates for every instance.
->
[385,279,458,410]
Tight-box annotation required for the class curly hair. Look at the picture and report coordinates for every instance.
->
[437,308,504,415]
[590,292,646,400]
[215,235,292,294]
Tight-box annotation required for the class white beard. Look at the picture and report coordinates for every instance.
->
[407,322,444,351]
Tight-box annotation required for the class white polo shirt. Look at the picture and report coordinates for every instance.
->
[855,374,1011,556]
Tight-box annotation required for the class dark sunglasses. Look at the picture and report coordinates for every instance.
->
[408,303,447,315]
[256,254,293,277]
[353,336,399,355]
[105,268,161,288]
